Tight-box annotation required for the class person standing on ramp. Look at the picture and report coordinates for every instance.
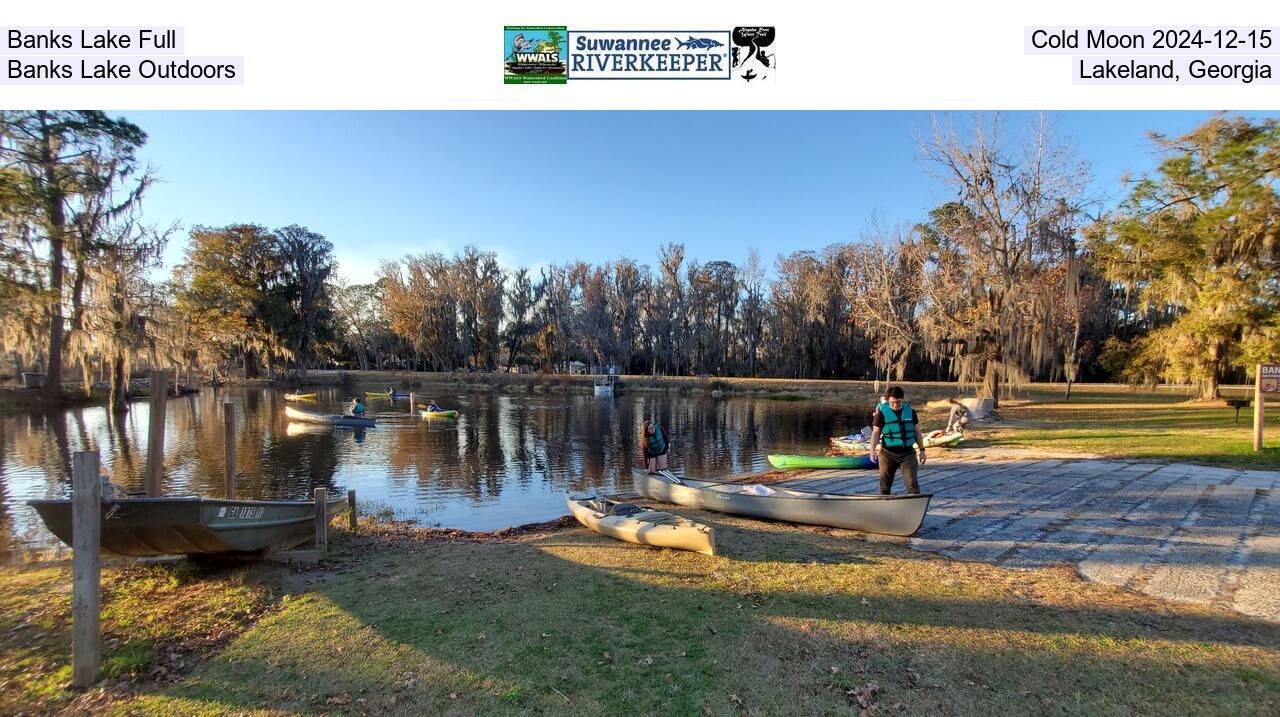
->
[868,386,926,494]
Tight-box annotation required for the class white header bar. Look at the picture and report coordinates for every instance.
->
[1,1,1274,109]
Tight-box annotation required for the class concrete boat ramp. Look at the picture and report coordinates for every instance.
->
[757,451,1280,622]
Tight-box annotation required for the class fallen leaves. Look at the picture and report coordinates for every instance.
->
[849,681,880,710]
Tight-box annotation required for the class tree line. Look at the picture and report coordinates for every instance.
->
[2,111,1276,411]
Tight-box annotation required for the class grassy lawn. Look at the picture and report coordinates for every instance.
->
[972,388,1280,469]
[20,516,1260,717]
[0,560,278,715]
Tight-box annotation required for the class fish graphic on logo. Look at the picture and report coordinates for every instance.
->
[676,36,725,50]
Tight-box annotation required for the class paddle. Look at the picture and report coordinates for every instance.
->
[659,469,684,485]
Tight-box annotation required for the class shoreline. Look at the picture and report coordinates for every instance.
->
[271,369,1255,401]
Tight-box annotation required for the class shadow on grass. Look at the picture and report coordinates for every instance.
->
[134,526,1280,716]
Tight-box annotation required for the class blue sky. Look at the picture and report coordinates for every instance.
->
[127,110,1273,282]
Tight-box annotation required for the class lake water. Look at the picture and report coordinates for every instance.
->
[0,386,876,551]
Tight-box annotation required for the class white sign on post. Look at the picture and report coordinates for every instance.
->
[1256,364,1278,452]
[1261,364,1280,394]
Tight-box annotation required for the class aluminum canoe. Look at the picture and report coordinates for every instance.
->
[631,468,931,537]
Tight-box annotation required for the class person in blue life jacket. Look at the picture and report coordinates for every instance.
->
[348,397,367,417]
[385,385,395,396]
[867,386,926,495]
[425,399,442,412]
[642,418,669,474]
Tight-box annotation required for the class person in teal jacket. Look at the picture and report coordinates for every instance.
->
[642,418,669,474]
[868,386,926,494]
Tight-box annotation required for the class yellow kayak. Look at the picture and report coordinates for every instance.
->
[566,493,715,555]
[420,409,459,419]
[283,392,317,401]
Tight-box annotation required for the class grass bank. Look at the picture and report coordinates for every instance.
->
[7,514,1274,716]
[0,559,280,715]
[977,388,1280,469]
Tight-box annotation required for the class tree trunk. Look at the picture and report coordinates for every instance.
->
[78,359,92,398]
[44,227,66,400]
[109,353,128,413]
[39,113,68,401]
[1199,339,1225,400]
[982,341,1002,408]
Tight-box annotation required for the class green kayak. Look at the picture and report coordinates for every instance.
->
[767,454,875,470]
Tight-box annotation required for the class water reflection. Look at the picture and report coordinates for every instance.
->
[1,386,874,548]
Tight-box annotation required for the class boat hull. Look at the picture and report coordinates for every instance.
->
[828,436,871,455]
[830,432,963,454]
[767,454,874,470]
[923,432,964,448]
[566,494,714,554]
[284,392,317,401]
[285,405,375,428]
[632,468,930,536]
[420,410,459,419]
[28,496,348,556]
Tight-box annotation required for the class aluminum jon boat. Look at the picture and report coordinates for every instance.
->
[284,405,376,428]
[28,495,349,557]
[565,493,715,554]
[631,468,931,537]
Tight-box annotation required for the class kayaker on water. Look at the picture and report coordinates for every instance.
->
[426,400,442,412]
[642,418,669,474]
[349,397,366,417]
[868,386,926,495]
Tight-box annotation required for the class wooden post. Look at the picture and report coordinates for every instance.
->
[314,488,328,557]
[71,451,101,689]
[347,489,357,532]
[1256,364,1265,453]
[409,392,417,414]
[223,402,236,499]
[145,370,168,496]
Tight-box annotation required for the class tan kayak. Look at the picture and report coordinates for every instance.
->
[565,493,715,555]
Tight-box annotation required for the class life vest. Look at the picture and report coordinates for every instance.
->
[646,425,667,454]
[880,403,916,450]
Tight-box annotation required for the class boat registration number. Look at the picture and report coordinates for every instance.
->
[218,506,266,519]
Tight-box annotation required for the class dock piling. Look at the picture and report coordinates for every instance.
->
[347,489,357,532]
[314,487,328,557]
[71,450,101,689]
[145,370,168,496]
[223,402,236,499]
